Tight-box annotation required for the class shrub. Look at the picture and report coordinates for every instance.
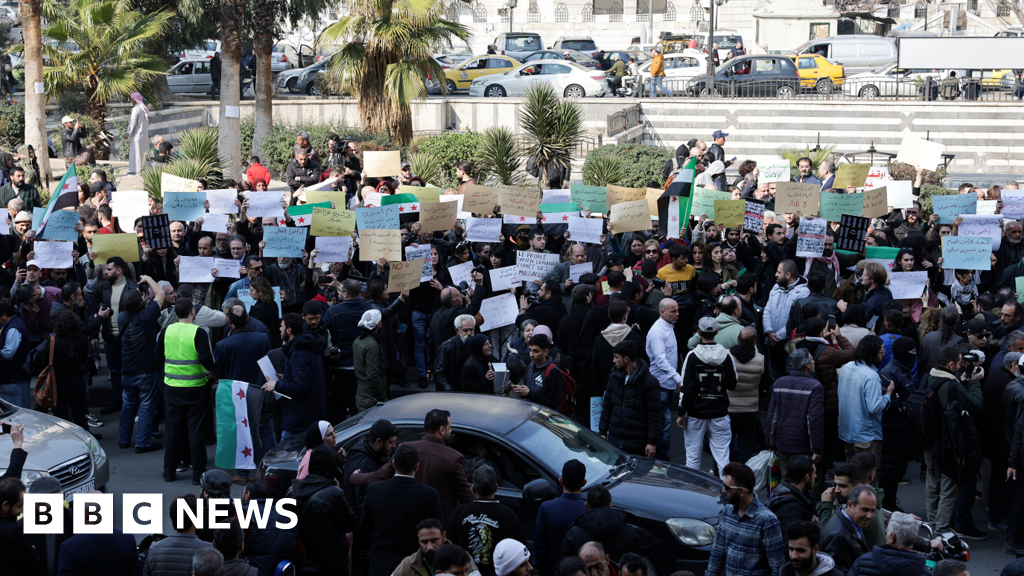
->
[412,131,485,190]
[48,114,104,154]
[583,143,673,188]
[582,155,625,186]
[408,153,442,186]
[918,183,958,214]
[476,127,526,187]
[0,102,24,151]
[888,161,946,187]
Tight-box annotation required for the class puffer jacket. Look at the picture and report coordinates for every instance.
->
[143,533,207,576]
[599,359,661,451]
[767,480,814,541]
[276,332,329,433]
[847,545,931,576]
[222,559,259,576]
[557,508,643,565]
[766,371,825,456]
[241,499,298,576]
[284,158,322,191]
[679,343,738,419]
[727,344,762,413]
[290,473,357,576]
[796,335,854,412]
[764,277,810,339]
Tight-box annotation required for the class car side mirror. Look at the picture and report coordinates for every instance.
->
[523,478,556,500]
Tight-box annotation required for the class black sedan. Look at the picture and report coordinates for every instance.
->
[258,393,724,575]
[686,55,801,98]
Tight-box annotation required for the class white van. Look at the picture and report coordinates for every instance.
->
[792,35,897,76]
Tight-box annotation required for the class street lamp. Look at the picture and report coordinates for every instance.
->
[706,0,726,97]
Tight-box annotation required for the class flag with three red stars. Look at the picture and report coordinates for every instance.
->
[37,164,79,235]
[380,192,421,226]
[658,157,698,239]
[215,380,262,469]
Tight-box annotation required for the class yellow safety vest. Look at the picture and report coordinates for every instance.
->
[163,323,205,387]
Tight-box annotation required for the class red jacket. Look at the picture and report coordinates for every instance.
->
[247,163,271,186]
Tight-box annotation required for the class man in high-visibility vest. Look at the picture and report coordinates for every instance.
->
[156,298,216,483]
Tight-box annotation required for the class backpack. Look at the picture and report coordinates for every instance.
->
[937,398,982,481]
[905,374,947,448]
[544,363,577,418]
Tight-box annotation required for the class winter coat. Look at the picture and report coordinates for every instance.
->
[240,499,298,576]
[861,285,894,325]
[275,332,329,433]
[591,323,647,394]
[687,313,744,350]
[143,533,208,576]
[222,559,260,576]
[779,553,843,576]
[60,125,85,158]
[847,545,932,576]
[342,438,390,518]
[354,333,387,411]
[460,351,496,395]
[1004,378,1024,471]
[323,299,372,369]
[680,289,717,341]
[679,343,738,419]
[768,480,814,541]
[435,334,472,392]
[766,371,825,455]
[786,292,842,338]
[599,359,661,451]
[820,510,870,575]
[556,301,599,382]
[918,329,963,376]
[728,346,763,413]
[524,356,564,410]
[983,365,1016,458]
[796,336,855,412]
[877,358,914,433]
[557,508,643,565]
[650,53,666,77]
[290,473,357,576]
[764,278,810,339]
[514,297,567,337]
[284,158,322,191]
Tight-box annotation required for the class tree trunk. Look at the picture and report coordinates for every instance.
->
[358,50,412,145]
[252,0,276,164]
[218,0,244,181]
[21,0,51,185]
[151,41,176,103]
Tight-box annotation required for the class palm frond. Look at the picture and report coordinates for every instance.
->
[408,153,442,185]
[583,155,625,186]
[478,127,526,186]
[176,127,228,174]
[518,83,584,188]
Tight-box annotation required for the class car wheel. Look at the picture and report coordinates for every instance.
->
[776,85,795,99]
[445,79,457,95]
[815,78,833,94]
[485,85,506,98]
[699,87,719,97]
[564,84,585,98]
[286,77,298,93]
[859,85,880,98]
[306,82,319,96]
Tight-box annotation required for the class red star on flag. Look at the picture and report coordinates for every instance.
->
[519,216,526,222]
[298,217,305,223]
[398,206,404,212]
[236,388,246,400]
[671,216,678,222]
[279,219,286,225]
[241,446,252,458]
[542,217,548,222]
[412,205,418,210]
[562,215,569,221]
[62,183,70,191]
[241,417,248,428]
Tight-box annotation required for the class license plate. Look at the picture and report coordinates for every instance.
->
[64,480,94,500]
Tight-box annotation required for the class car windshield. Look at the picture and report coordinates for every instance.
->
[204,41,218,51]
[508,36,542,51]
[507,411,625,487]
[561,40,596,51]
[449,46,473,55]
[0,397,13,419]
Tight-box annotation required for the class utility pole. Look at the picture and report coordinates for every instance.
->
[649,0,654,46]
[706,0,716,96]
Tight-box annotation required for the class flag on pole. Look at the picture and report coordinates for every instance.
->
[37,164,79,235]
[657,157,697,238]
[215,380,261,470]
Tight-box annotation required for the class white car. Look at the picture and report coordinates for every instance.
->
[469,59,607,98]
[270,44,290,73]
[638,49,707,78]
[182,39,220,61]
[842,62,942,98]
[166,59,213,94]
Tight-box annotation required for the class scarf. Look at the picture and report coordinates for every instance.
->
[949,280,978,304]
[805,252,841,288]
[131,92,148,117]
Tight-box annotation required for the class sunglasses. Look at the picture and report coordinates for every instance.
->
[645,249,659,254]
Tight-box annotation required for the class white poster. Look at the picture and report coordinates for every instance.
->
[759,162,792,184]
[214,257,241,279]
[448,261,474,286]
[314,236,352,263]
[201,212,230,234]
[439,194,471,219]
[570,263,592,283]
[466,218,502,242]
[245,191,286,218]
[568,216,603,244]
[543,189,572,205]
[796,217,827,258]
[887,181,915,209]
[489,266,519,291]
[206,189,239,214]
[516,251,560,283]
[179,256,215,283]
[958,214,1004,251]
[33,241,73,269]
[479,293,518,331]
[110,191,150,228]
[404,245,433,282]
[888,271,928,300]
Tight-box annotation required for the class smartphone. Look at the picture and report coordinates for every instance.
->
[867,315,879,331]
[828,316,836,329]
[1,422,11,435]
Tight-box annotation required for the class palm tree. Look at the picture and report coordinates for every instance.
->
[519,83,585,191]
[41,0,174,150]
[21,0,50,183]
[319,0,469,146]
[477,127,526,186]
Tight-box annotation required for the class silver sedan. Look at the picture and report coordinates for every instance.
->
[468,60,608,98]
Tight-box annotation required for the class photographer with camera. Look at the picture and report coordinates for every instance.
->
[515,278,566,335]
[428,275,485,355]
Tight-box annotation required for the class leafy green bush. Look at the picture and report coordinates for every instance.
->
[888,161,946,186]
[918,184,958,214]
[583,143,673,188]
[412,132,485,190]
[582,155,625,186]
[0,102,24,151]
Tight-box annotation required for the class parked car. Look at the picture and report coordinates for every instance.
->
[258,393,723,576]
[596,50,651,70]
[0,6,19,27]
[522,50,601,70]
[1000,71,1020,92]
[278,63,316,93]
[181,39,220,61]
[492,32,544,60]
[687,55,801,98]
[443,54,520,93]
[469,60,607,98]
[696,32,745,56]
[299,61,330,95]
[627,42,656,54]
[270,44,290,73]
[435,44,474,66]
[166,59,213,94]
[995,28,1024,37]
[788,54,845,93]
[791,34,896,76]
[550,37,600,58]
[841,62,942,98]
[0,398,110,501]
[637,49,707,79]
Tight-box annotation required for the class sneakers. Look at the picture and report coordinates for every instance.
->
[86,414,103,427]
[989,520,1008,533]
[898,477,911,485]
[135,442,163,454]
[954,525,989,540]
[176,463,189,473]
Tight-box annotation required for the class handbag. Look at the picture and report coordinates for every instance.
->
[33,335,58,409]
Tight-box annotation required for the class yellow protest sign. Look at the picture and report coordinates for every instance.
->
[646,188,663,220]
[307,191,347,207]
[401,185,441,205]
[93,233,140,264]
[863,186,888,218]
[359,229,401,261]
[834,163,871,190]
[363,151,401,177]
[160,173,200,195]
[464,184,499,214]
[418,201,457,232]
[311,207,357,236]
[606,185,646,208]
[713,199,745,228]
[609,199,650,233]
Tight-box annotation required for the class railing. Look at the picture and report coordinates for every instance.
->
[606,103,642,136]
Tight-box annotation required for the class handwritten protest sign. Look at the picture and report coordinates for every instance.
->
[959,214,1004,251]
[359,229,401,261]
[836,215,870,252]
[305,178,339,192]
[609,199,650,233]
[418,201,457,231]
[40,210,79,242]
[388,258,424,292]
[796,217,827,258]
[887,181,914,209]
[819,192,864,221]
[315,236,352,263]
[646,188,663,220]
[466,218,501,242]
[1003,191,1024,219]
[691,188,732,219]
[888,271,928,300]
[479,293,518,331]
[93,233,139,263]
[516,251,559,282]
[932,194,977,224]
[463,184,499,214]
[201,213,230,234]
[571,183,607,213]
[590,397,603,433]
[164,192,206,222]
[489,266,519,291]
[33,241,72,269]
[977,200,997,215]
[110,191,149,228]
[440,194,470,219]
[307,190,347,207]
[744,199,765,234]
[714,200,744,228]
[246,192,285,218]
[356,205,400,230]
[179,256,215,284]
[448,261,474,286]
[498,186,542,217]
[140,214,172,249]
[263,226,307,258]
[759,162,792,184]
[161,173,200,194]
[834,163,870,190]
[206,189,238,214]
[943,237,992,270]
[896,134,945,171]
[606,185,646,208]
[862,186,888,218]
[570,263,592,283]
[214,257,240,279]
[568,216,603,244]
[774,183,820,215]
[543,189,572,205]
[404,245,433,281]
[363,151,401,177]
[311,207,356,236]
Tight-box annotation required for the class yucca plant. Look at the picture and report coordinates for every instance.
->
[176,127,228,176]
[477,127,526,186]
[408,152,443,187]
[142,159,223,199]
[583,155,626,186]
[519,84,585,191]
[778,145,837,172]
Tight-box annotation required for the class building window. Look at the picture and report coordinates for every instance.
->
[582,2,594,21]
[887,3,899,17]
[689,0,703,21]
[637,1,649,20]
[665,1,676,20]
[809,22,830,39]
[555,2,568,21]
[474,2,487,22]
[609,2,622,21]
[528,2,540,21]
[501,2,511,22]
[446,1,461,20]
[914,1,927,17]
[997,2,1010,15]
[967,0,978,13]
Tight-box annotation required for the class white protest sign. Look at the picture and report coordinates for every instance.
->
[489,266,519,291]
[1003,191,1024,219]
[448,261,474,286]
[206,189,238,214]
[179,256,215,283]
[404,245,433,282]
[214,258,240,279]
[201,213,230,234]
[958,214,1004,251]
[759,162,792,184]
[516,251,560,283]
[33,241,73,269]
[466,218,501,242]
[257,356,278,383]
[887,181,915,209]
[245,191,285,218]
[0,213,8,235]
[796,217,827,258]
[570,263,592,283]
[315,236,352,263]
[543,189,572,205]
[977,200,998,215]
[110,191,150,228]
[896,134,945,172]
[439,194,471,219]
[888,271,928,300]
[479,293,518,331]
[568,216,603,244]
[306,178,339,192]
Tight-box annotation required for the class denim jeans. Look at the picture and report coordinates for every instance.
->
[0,379,31,408]
[658,388,673,461]
[650,75,672,97]
[119,373,158,447]
[412,311,432,380]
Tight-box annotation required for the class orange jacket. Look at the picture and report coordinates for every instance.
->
[650,53,666,77]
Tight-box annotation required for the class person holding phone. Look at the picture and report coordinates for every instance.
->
[837,335,894,471]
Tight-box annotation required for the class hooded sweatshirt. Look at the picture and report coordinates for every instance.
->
[764,277,810,339]
[679,343,738,419]
[601,323,633,347]
[779,553,840,576]
[524,356,563,410]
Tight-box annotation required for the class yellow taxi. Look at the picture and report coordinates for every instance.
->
[443,55,520,93]
[788,54,846,94]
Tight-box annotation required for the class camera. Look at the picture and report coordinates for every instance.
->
[525,291,541,306]
[472,264,487,276]
[651,278,666,289]
[962,351,981,365]
[457,281,471,296]
[325,346,341,358]
[317,274,335,285]
[330,140,346,154]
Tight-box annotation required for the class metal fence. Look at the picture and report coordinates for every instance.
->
[606,103,642,136]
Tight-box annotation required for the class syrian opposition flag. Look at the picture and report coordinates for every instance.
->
[286,201,331,227]
[37,164,79,235]
[215,380,263,470]
[658,157,697,239]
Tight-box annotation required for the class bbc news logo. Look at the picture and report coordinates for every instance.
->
[23,494,298,534]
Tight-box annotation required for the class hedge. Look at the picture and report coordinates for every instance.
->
[0,102,23,151]
[582,143,674,189]
[410,132,485,191]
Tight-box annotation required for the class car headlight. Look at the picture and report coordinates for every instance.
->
[666,518,716,546]
[86,434,107,471]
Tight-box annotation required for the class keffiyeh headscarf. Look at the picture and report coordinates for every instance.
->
[130,92,148,117]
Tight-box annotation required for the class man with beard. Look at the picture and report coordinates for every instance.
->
[267,256,306,315]
[997,221,1024,271]
[795,157,822,187]
[780,521,842,576]
[706,462,786,576]
[407,409,474,521]
[880,201,933,243]
[447,465,524,576]
[393,521,481,576]
[764,260,809,382]
[93,257,138,415]
[820,485,876,574]
[435,315,476,393]
[344,419,398,574]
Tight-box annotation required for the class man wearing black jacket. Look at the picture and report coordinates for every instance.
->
[557,486,643,563]
[515,279,566,332]
[768,456,816,542]
[1003,364,1024,555]
[292,445,357,576]
[434,315,476,392]
[591,301,647,398]
[448,465,525,576]
[0,423,40,576]
[284,150,321,193]
[429,284,484,354]
[599,340,660,458]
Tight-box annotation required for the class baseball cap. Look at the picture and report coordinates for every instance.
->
[28,476,62,494]
[61,116,74,124]
[698,316,718,333]
[965,318,989,335]
[199,469,233,498]
[561,459,586,484]
[605,253,625,267]
[494,539,531,576]
[26,260,41,270]
[713,130,729,139]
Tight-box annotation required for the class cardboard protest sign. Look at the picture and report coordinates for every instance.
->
[463,184,499,214]
[713,200,744,228]
[834,163,870,190]
[311,207,357,236]
[418,201,457,232]
[498,186,542,217]
[161,173,200,194]
[359,229,401,261]
[387,258,425,292]
[93,233,139,263]
[609,200,650,233]
[363,151,401,177]
[896,134,945,171]
[774,183,820,215]
[862,186,888,218]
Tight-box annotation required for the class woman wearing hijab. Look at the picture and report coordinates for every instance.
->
[127,92,149,175]
[0,151,13,188]
[297,420,338,480]
[354,309,387,411]
[460,334,496,394]
[877,336,916,509]
[15,145,40,188]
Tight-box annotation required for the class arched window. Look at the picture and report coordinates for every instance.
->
[914,0,927,17]
[997,2,1010,15]
[689,0,703,21]
[446,1,461,20]
[528,2,540,21]
[609,2,622,21]
[582,3,594,21]
[887,3,899,18]
[555,2,568,21]
[474,2,487,22]
[501,3,512,22]
[665,1,676,20]
[637,1,649,20]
